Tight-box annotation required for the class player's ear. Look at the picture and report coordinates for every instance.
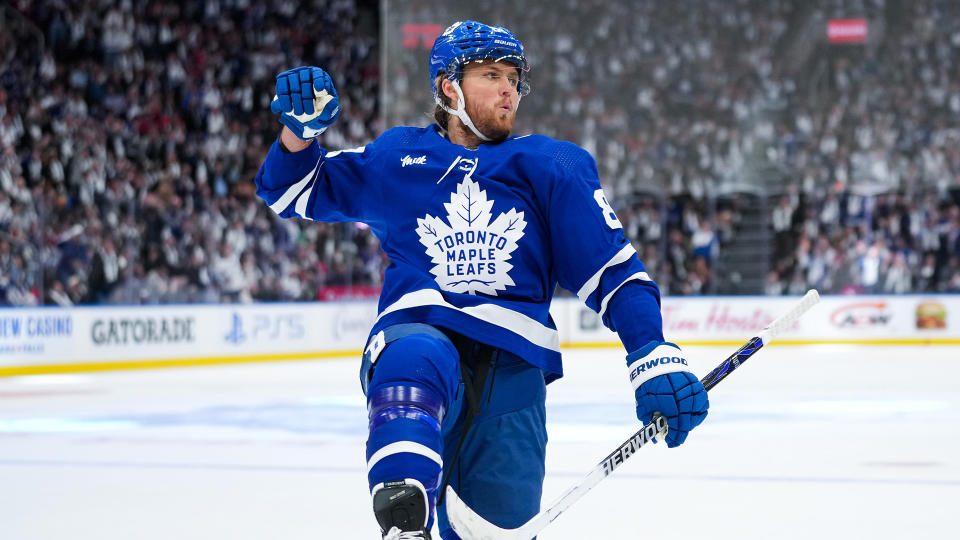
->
[441,78,460,111]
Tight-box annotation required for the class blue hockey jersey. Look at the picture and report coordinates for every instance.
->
[255,125,663,377]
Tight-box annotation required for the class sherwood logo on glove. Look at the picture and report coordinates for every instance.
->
[629,356,687,380]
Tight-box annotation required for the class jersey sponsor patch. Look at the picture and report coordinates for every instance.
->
[416,174,526,296]
[401,154,427,167]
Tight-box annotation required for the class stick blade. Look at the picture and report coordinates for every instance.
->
[445,486,527,540]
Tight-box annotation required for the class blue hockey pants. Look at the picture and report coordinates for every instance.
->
[362,324,547,539]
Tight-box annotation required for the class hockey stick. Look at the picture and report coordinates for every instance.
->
[446,289,821,540]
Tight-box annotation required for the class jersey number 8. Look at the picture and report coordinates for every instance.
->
[593,189,623,230]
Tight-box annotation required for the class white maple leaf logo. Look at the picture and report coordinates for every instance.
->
[416,177,526,295]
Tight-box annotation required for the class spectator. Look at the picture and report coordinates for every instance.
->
[2,0,958,303]
[1,0,384,305]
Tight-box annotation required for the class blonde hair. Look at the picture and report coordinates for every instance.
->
[433,74,452,130]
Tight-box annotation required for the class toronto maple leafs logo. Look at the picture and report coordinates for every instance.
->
[416,177,526,295]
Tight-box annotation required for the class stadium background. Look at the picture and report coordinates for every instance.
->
[1,0,959,308]
[2,5,958,539]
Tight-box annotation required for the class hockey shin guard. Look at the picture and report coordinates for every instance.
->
[366,384,446,530]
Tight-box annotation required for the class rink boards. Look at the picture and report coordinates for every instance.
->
[1,294,957,375]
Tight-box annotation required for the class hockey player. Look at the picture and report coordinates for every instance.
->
[255,21,709,540]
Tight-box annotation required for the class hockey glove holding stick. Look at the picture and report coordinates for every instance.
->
[271,66,341,139]
[627,340,708,448]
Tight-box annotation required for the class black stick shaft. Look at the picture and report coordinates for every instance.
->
[699,335,765,391]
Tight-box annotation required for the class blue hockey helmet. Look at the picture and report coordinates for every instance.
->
[429,21,531,100]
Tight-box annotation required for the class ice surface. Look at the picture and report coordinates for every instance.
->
[1,345,957,539]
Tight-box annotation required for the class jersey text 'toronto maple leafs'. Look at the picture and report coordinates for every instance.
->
[416,177,526,296]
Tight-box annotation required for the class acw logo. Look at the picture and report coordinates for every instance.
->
[830,302,891,328]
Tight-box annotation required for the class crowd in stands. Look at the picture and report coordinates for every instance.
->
[386,0,960,296]
[1,0,383,305]
[767,189,960,295]
[762,0,960,294]
[1,0,958,305]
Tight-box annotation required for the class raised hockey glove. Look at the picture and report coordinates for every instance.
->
[271,66,340,139]
[627,340,709,448]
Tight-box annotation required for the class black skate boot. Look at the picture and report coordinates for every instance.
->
[372,479,432,539]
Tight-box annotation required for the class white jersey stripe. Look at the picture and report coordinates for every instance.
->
[326,145,366,158]
[294,183,315,220]
[366,441,442,472]
[597,272,653,317]
[576,244,638,303]
[375,289,561,352]
[268,157,322,214]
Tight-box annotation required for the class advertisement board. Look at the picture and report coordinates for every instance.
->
[827,18,868,44]
[0,302,378,371]
[563,295,957,346]
[1,294,956,375]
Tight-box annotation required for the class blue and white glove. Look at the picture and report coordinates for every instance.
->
[271,66,341,140]
[627,340,709,448]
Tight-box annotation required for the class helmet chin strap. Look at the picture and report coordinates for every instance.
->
[439,79,492,142]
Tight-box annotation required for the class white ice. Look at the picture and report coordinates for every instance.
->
[1,345,957,539]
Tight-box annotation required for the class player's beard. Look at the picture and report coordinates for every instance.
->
[465,99,514,142]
